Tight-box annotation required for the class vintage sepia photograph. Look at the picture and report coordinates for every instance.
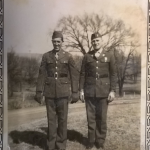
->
[4,0,147,150]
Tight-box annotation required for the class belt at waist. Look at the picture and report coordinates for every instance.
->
[87,73,108,78]
[48,73,68,78]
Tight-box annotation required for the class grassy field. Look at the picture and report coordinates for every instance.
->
[8,102,140,150]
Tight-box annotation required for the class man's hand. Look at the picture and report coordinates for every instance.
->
[107,91,115,103]
[70,92,79,104]
[79,89,85,103]
[34,92,43,104]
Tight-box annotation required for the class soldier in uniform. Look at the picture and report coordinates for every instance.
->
[35,31,79,150]
[79,32,117,150]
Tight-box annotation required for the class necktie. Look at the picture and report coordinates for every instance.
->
[55,52,58,60]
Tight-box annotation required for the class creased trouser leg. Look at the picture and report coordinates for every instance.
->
[45,98,57,150]
[95,98,108,146]
[85,97,108,146]
[55,98,68,149]
[85,97,96,144]
[45,97,68,150]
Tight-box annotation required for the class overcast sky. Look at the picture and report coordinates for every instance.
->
[4,0,147,54]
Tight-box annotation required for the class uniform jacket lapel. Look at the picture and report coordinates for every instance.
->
[57,49,66,60]
[48,50,56,62]
[48,49,66,61]
[97,49,106,61]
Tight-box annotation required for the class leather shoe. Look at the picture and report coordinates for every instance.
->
[86,143,94,149]
[95,142,104,149]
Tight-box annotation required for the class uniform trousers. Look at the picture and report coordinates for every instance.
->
[85,97,108,146]
[45,97,68,150]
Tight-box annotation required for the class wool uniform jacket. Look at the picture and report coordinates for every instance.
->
[79,49,117,97]
[36,49,79,98]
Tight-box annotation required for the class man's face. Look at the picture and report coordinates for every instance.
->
[91,37,102,50]
[52,38,62,51]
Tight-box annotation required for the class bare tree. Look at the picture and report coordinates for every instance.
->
[57,13,136,54]
[8,48,22,97]
[114,42,139,96]
[20,56,40,86]
[8,48,41,97]
[131,52,141,83]
[57,13,140,96]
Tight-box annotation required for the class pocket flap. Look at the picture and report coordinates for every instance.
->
[59,78,70,84]
[87,57,95,63]
[47,59,54,64]
[101,78,110,84]
[60,59,68,64]
[100,56,110,63]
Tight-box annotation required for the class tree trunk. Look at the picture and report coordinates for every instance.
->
[8,82,13,97]
[118,79,124,97]
[134,74,137,83]
[119,87,123,97]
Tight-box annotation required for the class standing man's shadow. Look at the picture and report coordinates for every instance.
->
[9,128,87,149]
[9,130,47,149]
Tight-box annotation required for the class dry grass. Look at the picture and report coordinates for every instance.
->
[8,102,140,150]
[8,92,45,110]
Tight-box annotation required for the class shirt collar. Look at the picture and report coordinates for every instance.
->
[52,49,62,55]
[97,48,103,53]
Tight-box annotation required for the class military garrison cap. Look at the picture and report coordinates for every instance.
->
[52,31,64,42]
[91,32,101,41]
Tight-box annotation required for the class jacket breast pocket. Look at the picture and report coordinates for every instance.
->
[99,57,110,68]
[60,59,68,64]
[60,59,69,72]
[46,59,54,66]
[87,58,95,63]
[100,56,110,63]
[86,59,95,69]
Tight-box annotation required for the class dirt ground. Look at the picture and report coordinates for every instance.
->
[8,102,140,150]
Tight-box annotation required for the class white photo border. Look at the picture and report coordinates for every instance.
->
[0,0,3,149]
[1,0,149,150]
